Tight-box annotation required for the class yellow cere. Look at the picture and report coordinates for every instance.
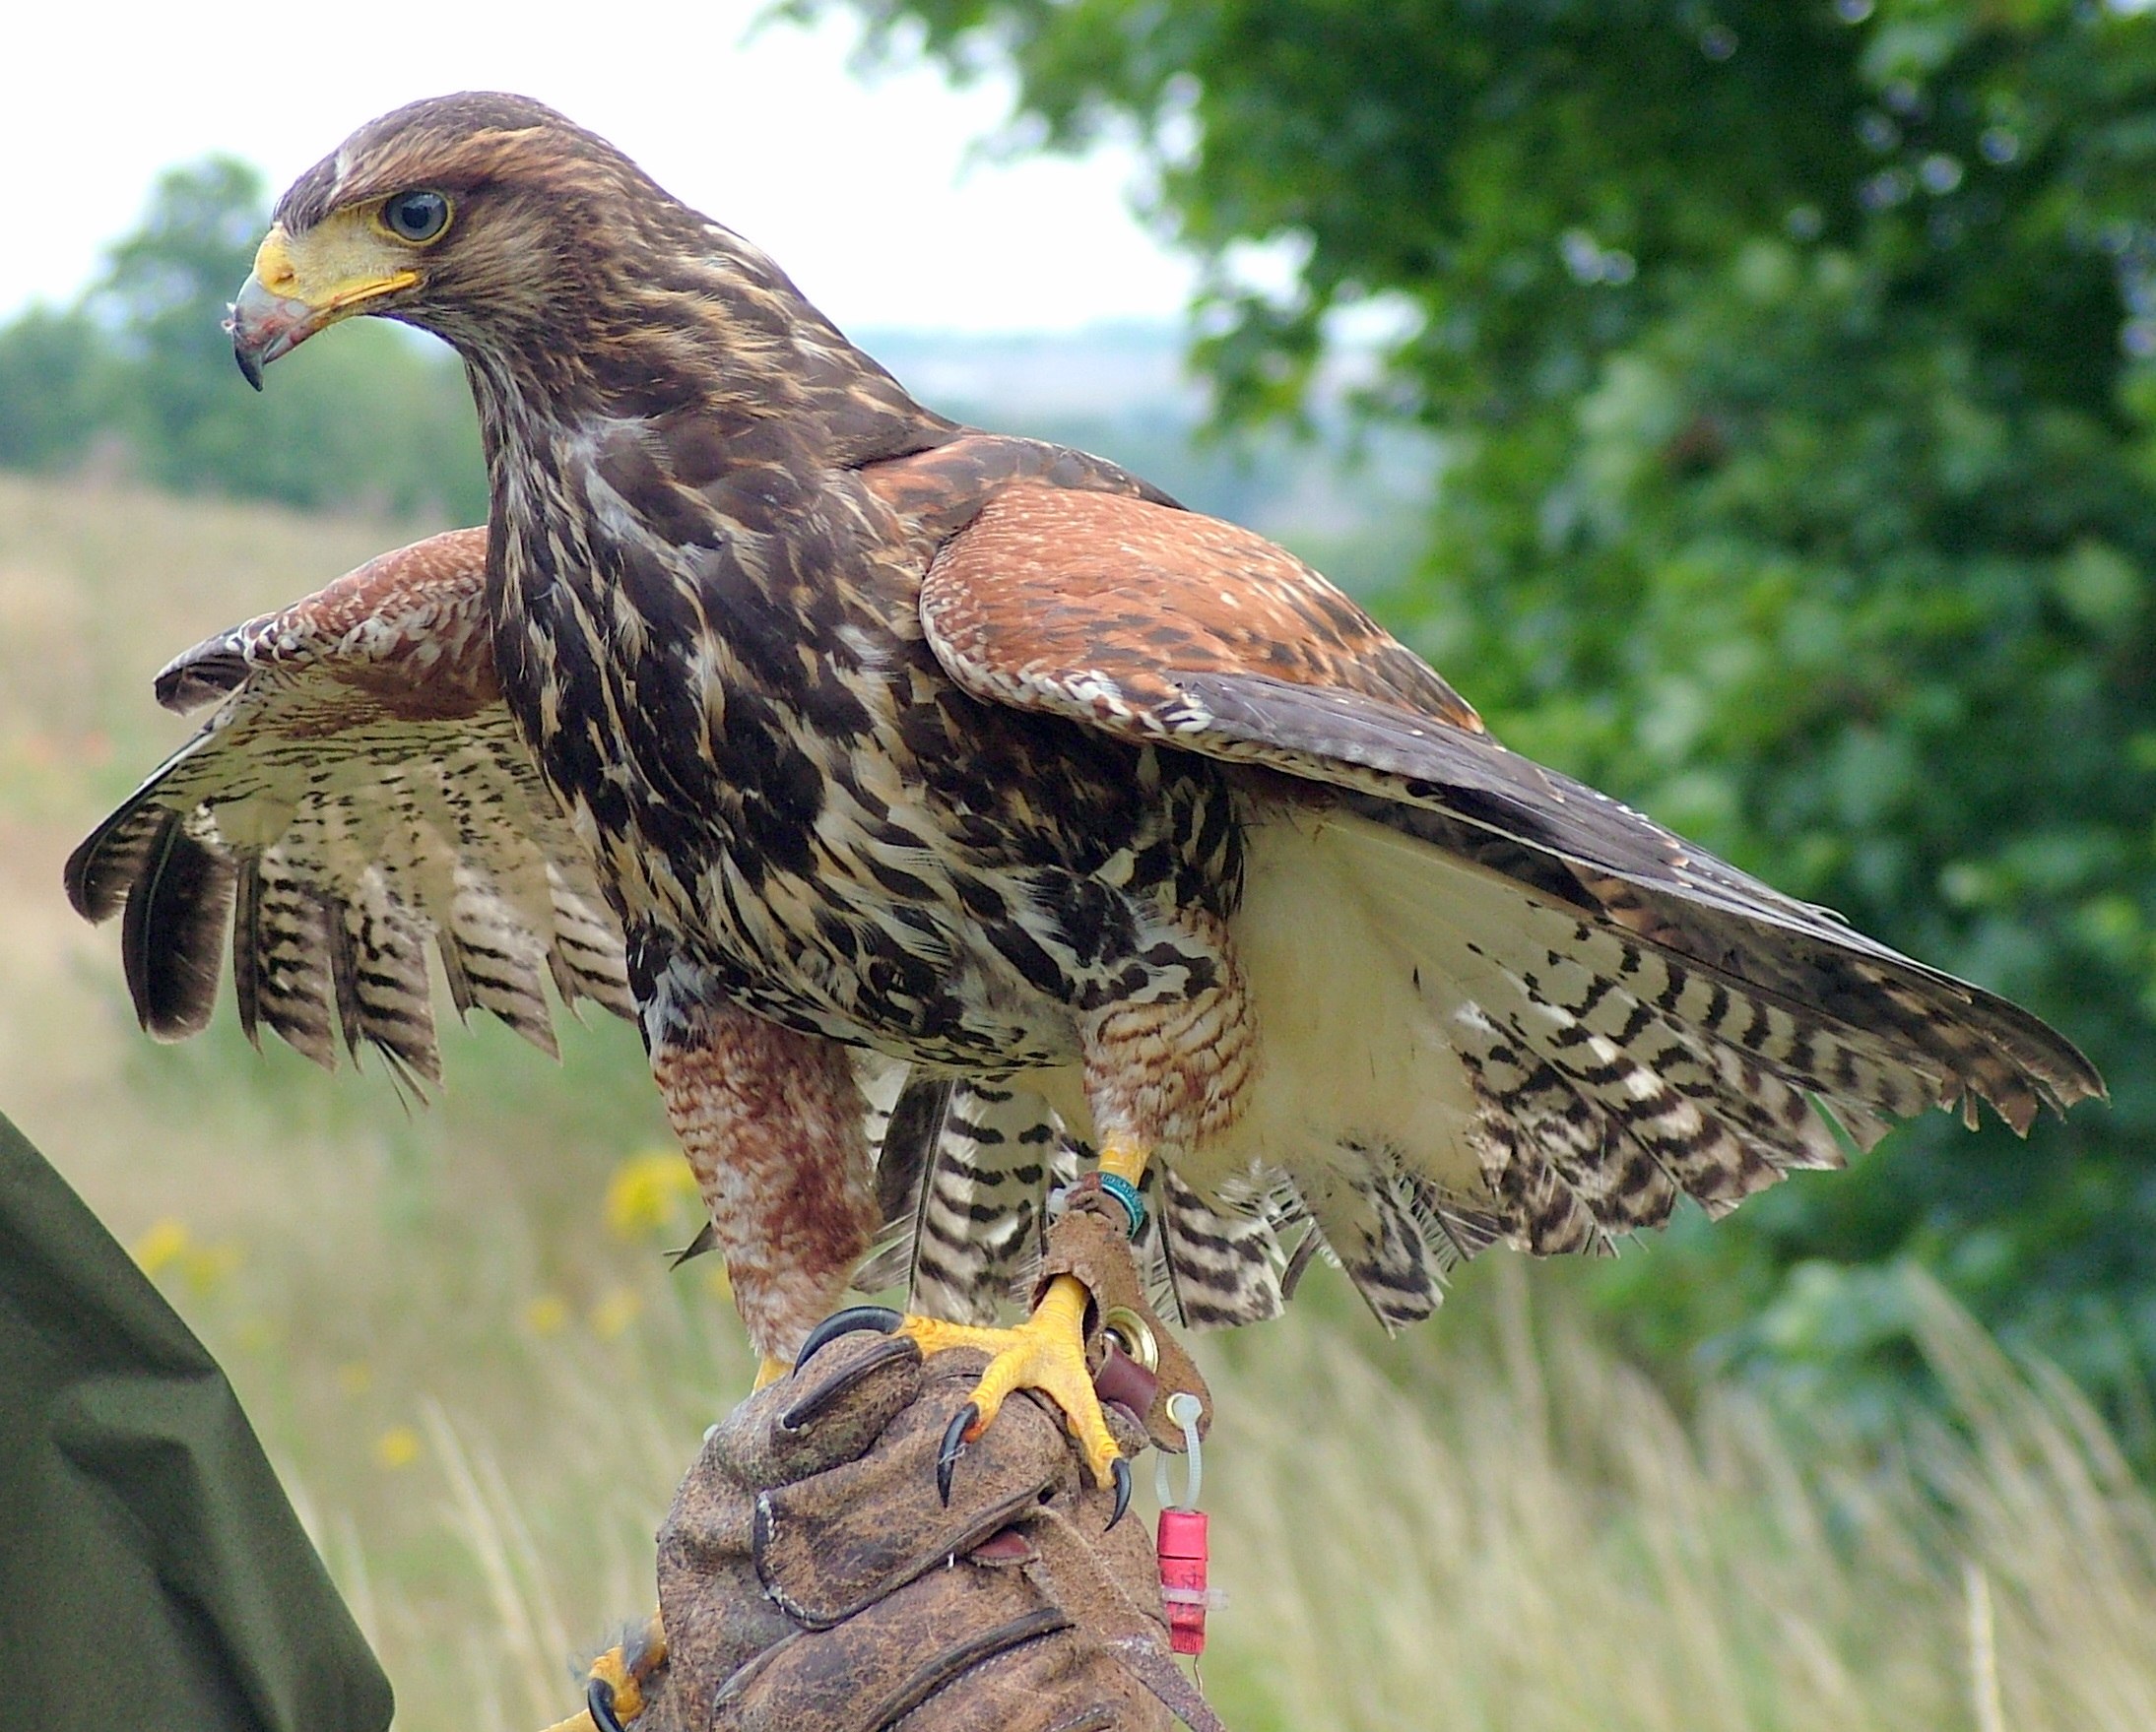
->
[249,219,419,317]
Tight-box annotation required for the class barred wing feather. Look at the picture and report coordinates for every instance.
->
[65,529,633,1086]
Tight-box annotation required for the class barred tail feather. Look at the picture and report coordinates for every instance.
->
[857,1081,1058,1323]
[1146,1168,1299,1330]
[859,1079,1307,1332]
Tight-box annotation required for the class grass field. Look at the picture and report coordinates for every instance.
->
[5,472,2155,1729]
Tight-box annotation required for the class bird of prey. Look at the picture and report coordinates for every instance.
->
[86,92,2099,1499]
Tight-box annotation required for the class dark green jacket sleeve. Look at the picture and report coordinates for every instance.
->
[0,1112,394,1732]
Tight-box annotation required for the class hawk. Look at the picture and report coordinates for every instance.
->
[83,92,2099,1505]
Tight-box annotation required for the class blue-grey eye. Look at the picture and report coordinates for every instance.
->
[382,190,450,243]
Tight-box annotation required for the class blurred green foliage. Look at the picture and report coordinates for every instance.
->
[0,158,486,522]
[823,0,2156,1435]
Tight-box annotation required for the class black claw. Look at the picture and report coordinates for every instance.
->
[1107,1456,1133,1530]
[667,1221,718,1269]
[588,1677,626,1732]
[938,1401,978,1506]
[779,1332,920,1433]
[793,1305,903,1372]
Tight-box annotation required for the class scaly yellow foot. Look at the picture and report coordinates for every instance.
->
[901,1274,1119,1482]
[792,1277,1132,1522]
[795,1136,1150,1519]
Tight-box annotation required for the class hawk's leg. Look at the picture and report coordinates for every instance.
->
[888,1134,1153,1498]
[650,993,882,1379]
[805,910,1257,1507]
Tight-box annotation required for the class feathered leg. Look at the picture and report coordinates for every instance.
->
[651,995,881,1375]
[805,911,1257,1507]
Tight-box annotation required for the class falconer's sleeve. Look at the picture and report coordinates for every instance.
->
[0,1110,395,1732]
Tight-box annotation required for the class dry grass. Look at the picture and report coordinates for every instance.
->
[6,473,2155,1730]
[1198,1266,2156,1731]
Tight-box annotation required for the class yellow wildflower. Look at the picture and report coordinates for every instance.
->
[134,1218,189,1278]
[181,1239,241,1298]
[605,1150,699,1241]
[524,1293,570,1336]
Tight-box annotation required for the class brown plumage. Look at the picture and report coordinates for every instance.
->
[67,530,631,1085]
[101,92,2096,1385]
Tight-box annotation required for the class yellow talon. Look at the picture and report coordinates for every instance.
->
[899,1273,1121,1487]
[790,1139,1152,1501]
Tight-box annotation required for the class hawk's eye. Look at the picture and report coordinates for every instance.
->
[381,190,450,244]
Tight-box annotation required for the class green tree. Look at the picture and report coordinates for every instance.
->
[823,0,2156,1431]
[0,157,486,523]
[95,157,279,496]
[0,305,110,472]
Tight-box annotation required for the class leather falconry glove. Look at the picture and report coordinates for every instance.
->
[558,1293,1227,1731]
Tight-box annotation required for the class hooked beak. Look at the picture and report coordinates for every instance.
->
[227,222,420,390]
[227,269,306,390]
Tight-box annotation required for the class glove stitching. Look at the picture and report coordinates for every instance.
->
[754,1483,1054,1627]
[864,1606,1076,1731]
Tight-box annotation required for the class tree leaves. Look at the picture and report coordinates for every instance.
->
[824,0,2156,1439]
[0,159,486,523]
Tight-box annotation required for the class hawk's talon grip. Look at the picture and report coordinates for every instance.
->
[793,1305,903,1372]
[938,1400,978,1506]
[1108,1455,1134,1530]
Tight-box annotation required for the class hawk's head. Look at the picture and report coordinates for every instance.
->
[229,93,772,391]
[233,93,944,467]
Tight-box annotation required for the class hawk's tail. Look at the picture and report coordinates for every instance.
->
[857,1078,1306,1332]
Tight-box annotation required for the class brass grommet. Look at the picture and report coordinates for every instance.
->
[1099,1305,1159,1372]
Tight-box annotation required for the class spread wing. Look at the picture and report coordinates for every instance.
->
[66,529,633,1089]
[920,483,2102,1155]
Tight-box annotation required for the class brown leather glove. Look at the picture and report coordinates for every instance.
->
[605,1330,1226,1732]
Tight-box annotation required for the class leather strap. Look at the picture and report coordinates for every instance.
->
[1034,1205,1212,1451]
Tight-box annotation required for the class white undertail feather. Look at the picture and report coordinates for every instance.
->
[1196,807,1953,1327]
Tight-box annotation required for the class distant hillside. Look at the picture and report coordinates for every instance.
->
[862,323,1437,591]
[865,322,1203,422]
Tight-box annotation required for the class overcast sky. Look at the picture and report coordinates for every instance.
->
[1,0,1202,334]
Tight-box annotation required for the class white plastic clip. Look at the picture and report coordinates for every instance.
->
[1151,1390,1206,1510]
